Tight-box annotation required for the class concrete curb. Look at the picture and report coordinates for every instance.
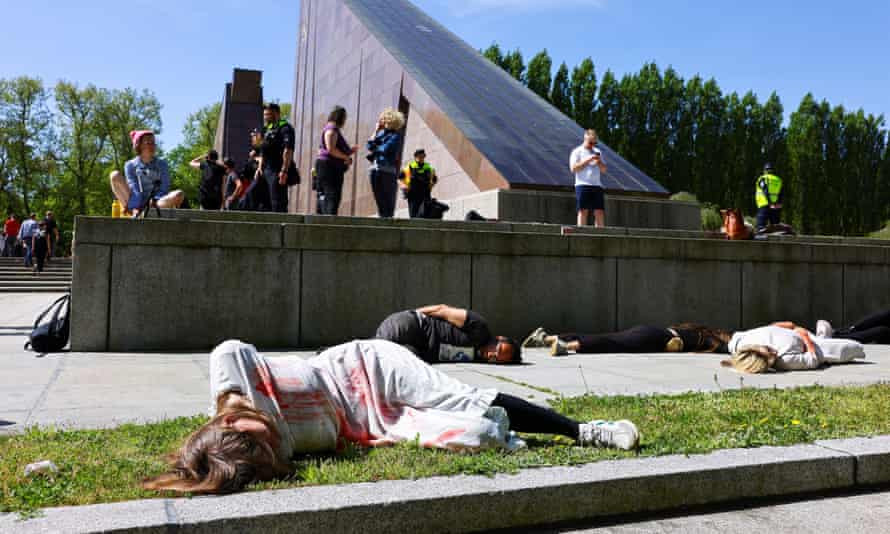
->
[4,436,890,533]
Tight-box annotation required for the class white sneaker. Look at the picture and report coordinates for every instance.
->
[550,338,570,357]
[816,320,834,338]
[578,420,640,450]
[522,327,549,348]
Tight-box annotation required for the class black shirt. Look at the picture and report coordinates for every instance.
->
[43,217,57,234]
[262,120,296,172]
[375,310,493,364]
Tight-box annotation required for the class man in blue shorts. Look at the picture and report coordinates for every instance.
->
[569,129,608,227]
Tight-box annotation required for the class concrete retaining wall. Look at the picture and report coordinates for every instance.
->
[71,213,890,352]
[394,188,702,231]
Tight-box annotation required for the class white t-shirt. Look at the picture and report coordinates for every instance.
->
[570,144,603,187]
[728,326,822,371]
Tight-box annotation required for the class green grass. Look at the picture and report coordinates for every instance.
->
[3,384,890,515]
[868,221,890,240]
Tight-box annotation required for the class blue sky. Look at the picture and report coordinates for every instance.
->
[1,0,887,149]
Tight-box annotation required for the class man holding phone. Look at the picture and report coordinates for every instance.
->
[570,129,608,227]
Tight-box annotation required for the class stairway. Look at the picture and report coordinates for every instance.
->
[0,257,72,293]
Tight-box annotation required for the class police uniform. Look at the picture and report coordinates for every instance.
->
[401,161,437,218]
[262,119,296,213]
[755,172,783,230]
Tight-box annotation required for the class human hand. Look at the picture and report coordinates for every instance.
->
[351,145,360,154]
[278,171,288,186]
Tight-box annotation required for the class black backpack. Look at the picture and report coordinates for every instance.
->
[25,294,71,353]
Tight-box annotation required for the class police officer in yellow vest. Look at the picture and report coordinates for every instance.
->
[755,163,783,232]
[400,149,437,218]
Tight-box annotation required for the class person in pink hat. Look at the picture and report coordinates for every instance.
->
[110,130,184,215]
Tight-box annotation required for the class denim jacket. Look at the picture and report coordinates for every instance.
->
[366,129,402,174]
[124,156,171,210]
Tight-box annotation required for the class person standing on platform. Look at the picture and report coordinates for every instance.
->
[315,106,358,216]
[4,214,20,257]
[400,149,437,219]
[570,130,608,228]
[755,163,784,232]
[367,109,405,218]
[191,150,226,211]
[261,103,296,213]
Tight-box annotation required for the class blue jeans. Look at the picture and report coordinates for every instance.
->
[23,241,33,267]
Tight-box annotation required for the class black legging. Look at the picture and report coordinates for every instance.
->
[835,309,890,344]
[491,393,579,440]
[560,325,675,354]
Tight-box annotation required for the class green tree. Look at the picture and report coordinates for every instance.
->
[0,77,53,215]
[482,43,506,70]
[94,88,163,173]
[786,93,823,233]
[593,70,621,145]
[550,62,572,116]
[53,81,108,217]
[570,58,597,128]
[526,50,553,101]
[503,49,526,83]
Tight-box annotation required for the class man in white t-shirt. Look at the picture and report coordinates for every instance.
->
[570,129,608,227]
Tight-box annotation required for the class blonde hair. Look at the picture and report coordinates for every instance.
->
[584,129,598,140]
[721,345,773,374]
[380,108,405,131]
[142,406,292,494]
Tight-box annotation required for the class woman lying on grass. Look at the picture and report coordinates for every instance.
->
[143,340,639,494]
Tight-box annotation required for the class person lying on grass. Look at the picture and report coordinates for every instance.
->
[723,322,865,373]
[143,339,640,494]
[523,324,731,357]
[375,304,521,364]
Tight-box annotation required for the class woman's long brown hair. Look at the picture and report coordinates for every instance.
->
[142,407,292,495]
[670,323,733,353]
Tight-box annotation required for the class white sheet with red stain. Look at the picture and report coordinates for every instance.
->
[210,340,508,457]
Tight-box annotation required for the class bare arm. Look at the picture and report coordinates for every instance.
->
[189,156,203,169]
[324,130,352,161]
[772,322,797,330]
[794,327,818,356]
[416,304,468,328]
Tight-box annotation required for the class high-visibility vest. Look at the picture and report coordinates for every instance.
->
[755,173,783,208]
[401,161,436,191]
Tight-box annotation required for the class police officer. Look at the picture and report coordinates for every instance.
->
[261,103,296,213]
[755,163,784,232]
[399,149,437,218]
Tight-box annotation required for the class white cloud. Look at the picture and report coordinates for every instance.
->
[439,0,606,17]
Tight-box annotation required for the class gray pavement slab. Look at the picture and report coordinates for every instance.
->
[2,292,890,433]
[550,489,890,533]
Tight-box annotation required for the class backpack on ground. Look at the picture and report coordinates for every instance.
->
[25,294,71,353]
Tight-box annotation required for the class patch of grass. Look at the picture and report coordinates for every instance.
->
[670,191,699,203]
[868,221,890,240]
[3,385,890,515]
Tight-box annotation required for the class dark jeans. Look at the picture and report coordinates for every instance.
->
[3,236,16,257]
[23,241,33,268]
[835,309,890,344]
[263,169,289,213]
[491,393,580,439]
[370,169,398,218]
[756,207,781,229]
[560,326,673,354]
[315,159,345,216]
[407,189,432,219]
[34,246,47,273]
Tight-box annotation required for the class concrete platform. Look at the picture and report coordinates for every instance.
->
[3,293,890,434]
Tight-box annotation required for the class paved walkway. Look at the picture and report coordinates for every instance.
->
[3,293,890,434]
[546,489,890,533]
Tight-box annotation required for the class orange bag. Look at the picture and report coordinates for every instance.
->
[721,209,751,240]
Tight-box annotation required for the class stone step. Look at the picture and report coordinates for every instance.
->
[0,275,71,281]
[0,267,72,273]
[0,286,70,293]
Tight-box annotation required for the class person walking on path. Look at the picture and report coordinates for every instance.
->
[43,211,59,261]
[3,214,20,257]
[400,149,438,219]
[141,339,640,494]
[367,109,404,218]
[110,131,185,216]
[570,129,608,227]
[261,103,296,213]
[755,163,784,232]
[31,220,50,275]
[17,213,38,269]
[315,106,358,215]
